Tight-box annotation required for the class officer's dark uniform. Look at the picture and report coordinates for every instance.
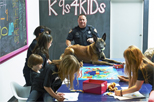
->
[67,25,100,46]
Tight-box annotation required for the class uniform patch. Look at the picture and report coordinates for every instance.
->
[69,29,72,33]
[94,29,97,33]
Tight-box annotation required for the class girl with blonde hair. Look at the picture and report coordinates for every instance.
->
[115,45,154,97]
[27,55,83,102]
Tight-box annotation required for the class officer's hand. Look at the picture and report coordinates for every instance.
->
[67,45,72,47]
[87,38,94,43]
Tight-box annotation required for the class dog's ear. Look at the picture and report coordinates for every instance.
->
[92,34,97,42]
[102,33,106,41]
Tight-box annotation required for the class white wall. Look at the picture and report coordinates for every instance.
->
[0,0,154,102]
[148,0,154,48]
[0,0,39,102]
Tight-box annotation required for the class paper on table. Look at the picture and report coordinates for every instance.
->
[109,87,145,100]
[62,78,70,85]
[55,93,79,101]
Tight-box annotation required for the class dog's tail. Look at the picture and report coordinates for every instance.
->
[68,48,75,55]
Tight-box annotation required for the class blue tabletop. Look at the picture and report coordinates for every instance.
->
[58,59,151,101]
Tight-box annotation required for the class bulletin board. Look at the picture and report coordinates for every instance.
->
[0,0,28,64]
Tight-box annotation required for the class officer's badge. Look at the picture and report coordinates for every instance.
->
[94,29,97,33]
[69,29,72,33]
[88,31,91,34]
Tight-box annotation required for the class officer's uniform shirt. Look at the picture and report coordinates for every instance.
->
[67,25,100,46]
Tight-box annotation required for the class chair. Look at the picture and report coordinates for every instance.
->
[148,90,154,102]
[10,82,31,102]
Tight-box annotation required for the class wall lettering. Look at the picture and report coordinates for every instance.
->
[49,0,106,16]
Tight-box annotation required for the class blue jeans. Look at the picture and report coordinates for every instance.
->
[27,90,54,102]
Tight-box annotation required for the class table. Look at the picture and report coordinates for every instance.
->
[58,59,151,101]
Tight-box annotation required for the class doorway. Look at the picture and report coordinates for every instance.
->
[110,0,143,58]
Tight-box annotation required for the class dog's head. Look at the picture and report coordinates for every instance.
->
[93,33,106,53]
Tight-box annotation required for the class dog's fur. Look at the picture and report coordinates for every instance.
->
[144,48,154,60]
[143,48,154,63]
[59,33,122,65]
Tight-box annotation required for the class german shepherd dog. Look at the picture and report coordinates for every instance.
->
[59,33,122,66]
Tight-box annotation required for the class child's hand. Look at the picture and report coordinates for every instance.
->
[122,61,125,65]
[47,59,52,64]
[57,92,65,96]
[118,75,129,82]
[114,90,121,96]
[56,95,65,102]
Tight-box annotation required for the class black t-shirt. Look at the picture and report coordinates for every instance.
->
[138,63,154,90]
[27,39,37,59]
[23,39,37,73]
[31,64,62,93]
[37,52,48,70]
[30,70,40,84]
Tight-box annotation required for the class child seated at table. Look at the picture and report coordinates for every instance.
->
[27,55,83,102]
[28,54,43,84]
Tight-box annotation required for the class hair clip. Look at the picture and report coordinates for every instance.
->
[40,28,44,33]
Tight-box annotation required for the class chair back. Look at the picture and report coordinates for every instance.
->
[10,82,31,102]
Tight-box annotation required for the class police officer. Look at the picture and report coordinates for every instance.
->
[66,14,100,47]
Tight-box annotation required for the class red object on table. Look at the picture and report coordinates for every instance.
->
[113,64,124,68]
[83,79,107,94]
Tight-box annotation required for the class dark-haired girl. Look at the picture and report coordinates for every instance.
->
[23,26,52,86]
[32,32,53,69]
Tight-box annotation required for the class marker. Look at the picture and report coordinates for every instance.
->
[65,98,68,100]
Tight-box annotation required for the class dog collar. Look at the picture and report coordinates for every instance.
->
[98,48,105,53]
[102,48,105,51]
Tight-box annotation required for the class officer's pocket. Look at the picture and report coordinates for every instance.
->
[75,34,80,39]
[74,33,80,44]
